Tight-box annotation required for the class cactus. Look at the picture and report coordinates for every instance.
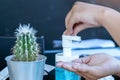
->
[12,24,40,61]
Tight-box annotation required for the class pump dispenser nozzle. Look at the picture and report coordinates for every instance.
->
[62,35,81,57]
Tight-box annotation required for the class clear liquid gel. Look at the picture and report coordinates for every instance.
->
[56,67,80,80]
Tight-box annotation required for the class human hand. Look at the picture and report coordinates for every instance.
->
[64,1,109,35]
[57,53,120,80]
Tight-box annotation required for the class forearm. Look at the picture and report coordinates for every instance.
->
[117,73,120,77]
[98,9,120,76]
[116,60,120,77]
[98,8,120,46]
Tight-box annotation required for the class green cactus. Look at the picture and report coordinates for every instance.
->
[12,24,40,61]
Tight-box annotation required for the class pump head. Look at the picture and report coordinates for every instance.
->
[62,35,81,56]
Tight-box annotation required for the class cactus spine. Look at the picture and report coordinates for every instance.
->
[13,24,40,61]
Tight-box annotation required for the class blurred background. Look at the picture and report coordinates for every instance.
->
[0,0,120,50]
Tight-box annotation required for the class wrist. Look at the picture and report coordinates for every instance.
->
[96,7,112,27]
[97,6,120,28]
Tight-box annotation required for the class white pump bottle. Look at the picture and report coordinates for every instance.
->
[56,35,81,62]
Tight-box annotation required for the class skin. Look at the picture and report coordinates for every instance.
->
[57,1,120,80]
[57,54,120,80]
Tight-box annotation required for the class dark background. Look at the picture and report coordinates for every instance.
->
[1,0,120,50]
[0,0,75,50]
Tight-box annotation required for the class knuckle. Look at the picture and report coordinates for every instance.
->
[74,1,80,5]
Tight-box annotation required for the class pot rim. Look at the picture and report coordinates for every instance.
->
[5,55,47,63]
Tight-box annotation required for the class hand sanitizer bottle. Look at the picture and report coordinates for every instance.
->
[55,35,81,80]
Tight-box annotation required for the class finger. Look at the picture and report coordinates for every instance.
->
[67,14,86,35]
[72,63,96,79]
[66,13,78,35]
[65,10,74,35]
[56,61,64,67]
[72,24,86,35]
[62,62,77,72]
[72,23,94,35]
[72,56,91,64]
[63,30,67,35]
[56,61,76,72]
[72,63,91,73]
[63,30,73,35]
[65,10,72,28]
[72,59,83,63]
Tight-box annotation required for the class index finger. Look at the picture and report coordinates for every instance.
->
[65,10,75,35]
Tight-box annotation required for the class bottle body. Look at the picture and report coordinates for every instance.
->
[56,67,80,80]
[55,53,81,80]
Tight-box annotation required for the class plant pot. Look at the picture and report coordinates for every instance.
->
[5,55,47,80]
